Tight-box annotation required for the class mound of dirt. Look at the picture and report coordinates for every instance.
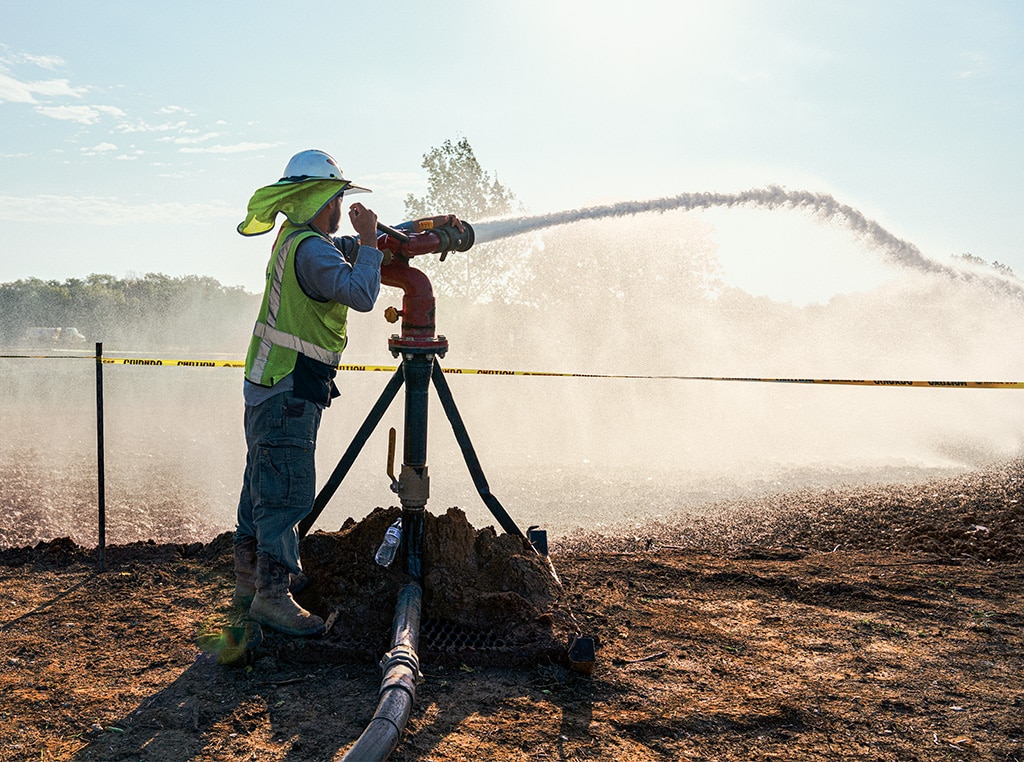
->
[295,506,573,666]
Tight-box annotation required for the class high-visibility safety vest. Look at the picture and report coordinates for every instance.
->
[245,223,349,387]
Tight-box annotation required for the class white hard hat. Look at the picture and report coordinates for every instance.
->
[279,149,370,193]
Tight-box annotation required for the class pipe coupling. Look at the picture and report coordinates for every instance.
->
[380,643,420,675]
[379,643,420,697]
[397,465,430,507]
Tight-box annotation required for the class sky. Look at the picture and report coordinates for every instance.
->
[1,0,1022,303]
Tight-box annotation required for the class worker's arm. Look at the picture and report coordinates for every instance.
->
[294,235,383,312]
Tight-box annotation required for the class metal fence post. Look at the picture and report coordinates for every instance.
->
[95,342,105,571]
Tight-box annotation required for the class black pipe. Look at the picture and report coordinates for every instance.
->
[402,507,425,582]
[399,352,433,579]
[401,354,431,468]
[341,582,422,761]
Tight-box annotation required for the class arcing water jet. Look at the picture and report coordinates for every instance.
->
[471,187,1023,296]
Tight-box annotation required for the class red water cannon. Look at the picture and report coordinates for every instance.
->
[375,216,475,262]
[375,216,474,351]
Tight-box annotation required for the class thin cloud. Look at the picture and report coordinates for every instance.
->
[0,51,67,70]
[35,104,125,124]
[179,141,280,154]
[158,132,220,145]
[114,119,189,134]
[958,51,991,79]
[81,142,119,155]
[0,193,236,225]
[0,71,88,104]
[156,104,195,116]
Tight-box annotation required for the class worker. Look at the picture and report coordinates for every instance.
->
[231,149,382,636]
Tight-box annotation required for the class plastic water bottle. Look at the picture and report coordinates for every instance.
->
[374,518,402,568]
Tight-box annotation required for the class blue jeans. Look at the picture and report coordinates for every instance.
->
[235,392,322,575]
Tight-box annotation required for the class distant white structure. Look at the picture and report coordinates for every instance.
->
[20,327,87,345]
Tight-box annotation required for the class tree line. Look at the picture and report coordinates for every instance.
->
[0,273,259,352]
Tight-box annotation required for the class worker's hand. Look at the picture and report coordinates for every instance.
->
[349,202,378,248]
[444,214,465,234]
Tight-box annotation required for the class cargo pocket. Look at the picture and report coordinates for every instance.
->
[256,444,315,509]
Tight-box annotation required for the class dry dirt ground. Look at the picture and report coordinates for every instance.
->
[0,460,1022,761]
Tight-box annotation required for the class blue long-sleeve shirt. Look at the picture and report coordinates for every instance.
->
[294,234,383,311]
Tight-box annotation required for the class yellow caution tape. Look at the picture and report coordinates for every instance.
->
[9,354,1023,388]
[99,357,247,368]
[652,376,1024,389]
[441,369,1024,388]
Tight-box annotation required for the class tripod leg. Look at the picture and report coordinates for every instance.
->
[298,366,405,537]
[430,362,526,541]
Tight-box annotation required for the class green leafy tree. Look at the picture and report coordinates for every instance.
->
[404,137,533,304]
[405,137,518,221]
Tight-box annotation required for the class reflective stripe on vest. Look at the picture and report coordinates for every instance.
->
[251,321,342,367]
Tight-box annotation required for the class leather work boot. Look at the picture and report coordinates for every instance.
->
[231,537,258,609]
[232,539,309,609]
[249,553,325,637]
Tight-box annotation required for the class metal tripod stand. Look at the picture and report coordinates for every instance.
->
[296,336,529,578]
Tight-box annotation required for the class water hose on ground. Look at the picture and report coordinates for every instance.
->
[341,581,423,761]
